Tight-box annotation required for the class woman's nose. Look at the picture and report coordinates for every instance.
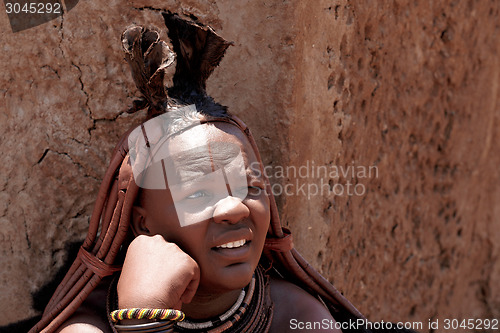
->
[213,196,250,224]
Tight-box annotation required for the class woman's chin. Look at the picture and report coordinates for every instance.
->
[199,262,256,293]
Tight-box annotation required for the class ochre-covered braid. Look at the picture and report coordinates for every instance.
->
[109,308,185,322]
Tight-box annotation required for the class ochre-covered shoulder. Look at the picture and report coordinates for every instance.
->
[269,277,342,333]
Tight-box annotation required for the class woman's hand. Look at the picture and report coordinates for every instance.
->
[117,234,200,310]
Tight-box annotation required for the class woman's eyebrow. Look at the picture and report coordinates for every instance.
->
[168,156,214,185]
[172,144,239,167]
[246,168,263,183]
[165,147,245,185]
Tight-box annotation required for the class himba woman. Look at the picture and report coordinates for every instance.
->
[30,12,417,333]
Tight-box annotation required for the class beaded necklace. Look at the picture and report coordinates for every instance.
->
[175,265,273,333]
[176,287,246,330]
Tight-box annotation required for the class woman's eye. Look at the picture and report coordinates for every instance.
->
[186,191,208,199]
[247,186,263,197]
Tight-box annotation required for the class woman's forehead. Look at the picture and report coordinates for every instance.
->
[167,122,256,160]
[130,120,265,190]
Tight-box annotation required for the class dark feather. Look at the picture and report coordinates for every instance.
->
[162,11,233,98]
[121,25,175,116]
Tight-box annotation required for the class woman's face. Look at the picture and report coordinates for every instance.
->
[136,122,270,294]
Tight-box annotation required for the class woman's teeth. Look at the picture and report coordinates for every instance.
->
[217,239,247,249]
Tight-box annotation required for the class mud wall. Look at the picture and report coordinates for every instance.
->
[285,0,500,329]
[0,0,498,332]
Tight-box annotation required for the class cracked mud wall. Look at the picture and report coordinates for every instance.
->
[284,1,500,330]
[0,1,499,332]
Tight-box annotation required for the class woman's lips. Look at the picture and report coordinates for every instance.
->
[216,239,247,249]
[209,227,253,261]
[210,227,253,249]
[211,240,252,261]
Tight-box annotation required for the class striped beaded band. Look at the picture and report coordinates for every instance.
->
[110,308,185,323]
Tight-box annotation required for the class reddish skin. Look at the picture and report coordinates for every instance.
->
[117,235,200,311]
[57,123,341,332]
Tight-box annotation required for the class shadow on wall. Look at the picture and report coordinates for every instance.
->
[0,242,81,333]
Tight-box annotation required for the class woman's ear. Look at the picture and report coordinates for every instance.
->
[131,206,150,236]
